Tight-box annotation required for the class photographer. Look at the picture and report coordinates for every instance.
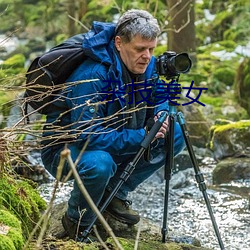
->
[41,9,185,241]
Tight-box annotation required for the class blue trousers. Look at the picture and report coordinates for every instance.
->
[41,122,185,226]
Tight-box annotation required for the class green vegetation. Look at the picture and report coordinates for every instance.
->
[0,0,249,120]
[0,209,24,250]
[0,174,47,240]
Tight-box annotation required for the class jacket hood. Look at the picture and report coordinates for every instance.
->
[82,21,116,65]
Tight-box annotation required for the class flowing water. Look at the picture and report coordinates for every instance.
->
[38,156,250,250]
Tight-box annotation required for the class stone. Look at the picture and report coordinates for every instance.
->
[213,157,250,184]
[209,120,250,160]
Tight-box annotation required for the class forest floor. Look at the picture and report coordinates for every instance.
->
[28,202,211,250]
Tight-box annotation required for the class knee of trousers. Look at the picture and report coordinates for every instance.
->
[77,150,117,182]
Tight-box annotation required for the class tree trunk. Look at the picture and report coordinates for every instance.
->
[78,0,88,20]
[167,0,196,62]
[67,0,77,36]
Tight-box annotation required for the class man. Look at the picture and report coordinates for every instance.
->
[41,9,185,241]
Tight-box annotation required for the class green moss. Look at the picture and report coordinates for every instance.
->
[217,40,237,51]
[0,235,16,250]
[213,120,250,133]
[209,120,250,151]
[0,209,24,249]
[199,95,224,107]
[106,237,206,250]
[0,175,47,239]
[0,54,26,86]
[1,54,25,69]
[213,67,235,86]
[7,228,24,249]
[0,209,21,229]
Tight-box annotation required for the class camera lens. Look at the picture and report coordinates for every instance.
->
[174,53,192,73]
[156,51,192,78]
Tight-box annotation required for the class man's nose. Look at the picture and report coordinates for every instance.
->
[142,49,151,59]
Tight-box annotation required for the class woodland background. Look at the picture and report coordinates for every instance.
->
[0,0,250,123]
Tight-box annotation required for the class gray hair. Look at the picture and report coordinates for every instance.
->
[115,9,160,43]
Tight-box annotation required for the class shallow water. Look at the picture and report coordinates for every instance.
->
[38,157,250,250]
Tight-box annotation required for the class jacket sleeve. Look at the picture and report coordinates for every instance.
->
[65,60,146,156]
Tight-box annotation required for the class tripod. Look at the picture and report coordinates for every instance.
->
[161,84,225,250]
[82,82,225,250]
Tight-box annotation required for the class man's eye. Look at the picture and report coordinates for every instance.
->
[136,48,144,52]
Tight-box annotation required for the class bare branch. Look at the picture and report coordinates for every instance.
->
[62,148,124,250]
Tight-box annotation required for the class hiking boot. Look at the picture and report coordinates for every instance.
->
[105,196,140,225]
[61,213,97,243]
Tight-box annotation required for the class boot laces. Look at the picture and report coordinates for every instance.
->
[123,200,132,209]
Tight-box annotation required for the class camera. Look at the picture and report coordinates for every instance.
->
[156,51,192,79]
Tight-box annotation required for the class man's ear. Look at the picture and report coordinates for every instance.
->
[115,36,122,51]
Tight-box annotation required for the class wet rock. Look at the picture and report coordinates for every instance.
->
[209,119,250,160]
[213,157,250,184]
[170,168,193,189]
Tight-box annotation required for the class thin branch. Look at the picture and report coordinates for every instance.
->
[68,14,90,32]
[134,220,142,250]
[93,225,110,250]
[62,148,124,250]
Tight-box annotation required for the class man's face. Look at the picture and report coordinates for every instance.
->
[115,35,157,74]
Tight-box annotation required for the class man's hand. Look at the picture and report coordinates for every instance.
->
[154,111,169,139]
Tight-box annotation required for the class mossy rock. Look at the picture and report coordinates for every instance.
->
[212,67,235,86]
[209,120,250,160]
[0,209,24,250]
[106,237,210,250]
[0,174,47,239]
[28,237,211,250]
[213,157,250,184]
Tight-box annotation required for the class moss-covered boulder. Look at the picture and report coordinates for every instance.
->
[0,209,24,250]
[213,157,250,184]
[0,174,47,240]
[209,120,250,160]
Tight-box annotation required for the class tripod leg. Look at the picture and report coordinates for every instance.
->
[177,112,225,250]
[162,113,175,243]
[81,112,168,240]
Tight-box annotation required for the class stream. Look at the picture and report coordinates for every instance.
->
[38,155,250,250]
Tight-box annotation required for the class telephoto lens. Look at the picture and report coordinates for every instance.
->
[156,51,192,79]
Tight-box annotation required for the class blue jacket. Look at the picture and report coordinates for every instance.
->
[44,21,169,156]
